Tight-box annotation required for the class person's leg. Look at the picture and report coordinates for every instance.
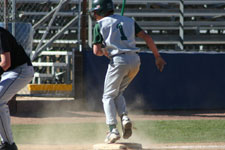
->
[0,104,13,145]
[102,63,128,125]
[115,54,141,117]
[114,54,141,139]
[0,65,34,145]
[102,62,129,143]
[114,93,126,117]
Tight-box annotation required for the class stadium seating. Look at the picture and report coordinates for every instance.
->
[2,0,225,84]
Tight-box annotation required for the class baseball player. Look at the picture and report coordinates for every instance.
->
[89,0,166,143]
[0,27,34,150]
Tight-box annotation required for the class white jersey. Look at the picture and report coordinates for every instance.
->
[95,14,140,56]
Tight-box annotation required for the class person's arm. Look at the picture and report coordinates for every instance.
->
[0,29,11,75]
[92,23,109,57]
[0,52,11,75]
[137,31,160,58]
[136,30,166,72]
[93,44,104,56]
[93,44,109,57]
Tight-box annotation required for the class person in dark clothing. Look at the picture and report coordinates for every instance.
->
[0,27,34,150]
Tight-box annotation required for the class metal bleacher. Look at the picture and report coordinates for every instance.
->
[14,0,225,84]
[110,0,225,51]
[31,51,72,84]
[14,0,80,84]
[183,1,225,50]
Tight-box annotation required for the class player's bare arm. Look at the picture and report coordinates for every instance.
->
[93,44,104,56]
[137,31,166,72]
[93,44,109,57]
[0,52,11,71]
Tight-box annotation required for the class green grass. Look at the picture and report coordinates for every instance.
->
[134,120,225,143]
[12,120,225,144]
[13,123,107,144]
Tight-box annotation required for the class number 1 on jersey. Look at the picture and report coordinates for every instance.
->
[116,23,128,40]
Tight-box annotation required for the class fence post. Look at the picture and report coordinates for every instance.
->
[179,0,184,50]
[88,0,92,47]
[12,0,16,36]
[72,0,86,101]
[81,0,87,49]
[4,0,17,113]
[4,0,8,29]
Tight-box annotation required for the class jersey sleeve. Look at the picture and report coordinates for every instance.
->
[135,21,143,36]
[92,23,103,45]
[0,31,10,54]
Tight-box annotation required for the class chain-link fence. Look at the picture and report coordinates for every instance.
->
[0,0,12,28]
[1,0,82,97]
[5,1,80,80]
[114,0,225,52]
[1,0,225,96]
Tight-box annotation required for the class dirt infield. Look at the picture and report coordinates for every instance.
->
[11,110,225,150]
[17,144,91,150]
[13,96,225,124]
[11,110,225,125]
[17,142,225,150]
[11,96,225,150]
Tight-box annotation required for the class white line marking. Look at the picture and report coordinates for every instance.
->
[146,145,225,149]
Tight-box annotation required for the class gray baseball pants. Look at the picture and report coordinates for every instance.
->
[0,63,34,144]
[102,52,140,125]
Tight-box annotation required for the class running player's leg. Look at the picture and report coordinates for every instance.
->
[114,54,140,139]
[102,62,129,143]
[102,63,128,125]
[115,54,140,117]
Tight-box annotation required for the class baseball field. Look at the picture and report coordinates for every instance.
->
[11,108,225,150]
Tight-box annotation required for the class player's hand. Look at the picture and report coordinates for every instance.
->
[155,56,166,72]
[101,48,109,58]
[103,50,109,58]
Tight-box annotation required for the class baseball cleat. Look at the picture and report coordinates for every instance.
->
[121,115,132,139]
[0,142,18,150]
[104,128,120,144]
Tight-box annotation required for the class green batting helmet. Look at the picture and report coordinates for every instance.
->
[89,0,114,17]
